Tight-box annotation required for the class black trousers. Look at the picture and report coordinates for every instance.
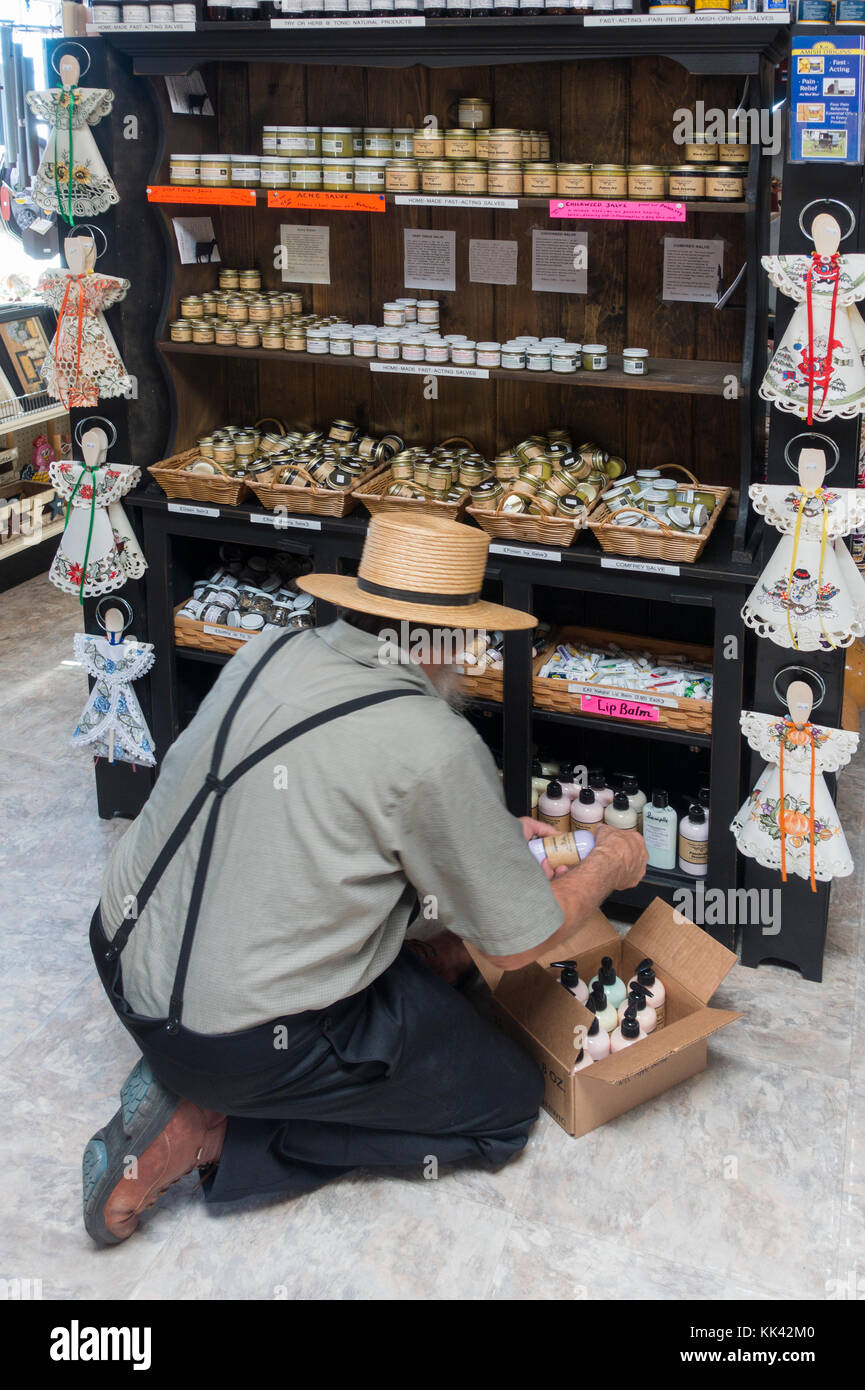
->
[92,910,544,1203]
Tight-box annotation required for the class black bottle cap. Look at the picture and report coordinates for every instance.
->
[551,959,580,990]
[547,779,563,798]
[579,788,596,806]
[575,1048,584,1064]
[622,775,639,794]
[651,789,668,809]
[558,766,574,784]
[626,986,645,1013]
[688,803,706,824]
[531,758,543,776]
[588,771,607,790]
[620,1006,641,1040]
[612,791,630,812]
[598,955,616,986]
[590,980,607,1010]
[635,958,656,986]
[587,1016,600,1037]
[698,786,711,809]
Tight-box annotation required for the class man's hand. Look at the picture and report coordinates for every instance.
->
[590,823,649,891]
[518,816,569,881]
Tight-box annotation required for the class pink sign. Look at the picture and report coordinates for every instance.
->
[549,199,687,223]
[581,695,660,723]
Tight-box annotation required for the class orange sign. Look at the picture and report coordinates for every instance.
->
[266,190,385,212]
[146,186,258,206]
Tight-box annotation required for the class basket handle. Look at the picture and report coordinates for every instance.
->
[610,505,678,537]
[255,416,287,436]
[657,462,699,486]
[281,461,318,488]
[440,436,479,452]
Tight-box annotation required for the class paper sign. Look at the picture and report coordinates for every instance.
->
[790,33,865,164]
[164,74,214,118]
[203,624,249,641]
[167,502,220,518]
[172,217,220,266]
[394,195,519,210]
[250,513,322,530]
[600,557,681,577]
[584,10,789,23]
[531,229,587,295]
[271,14,425,25]
[580,695,661,723]
[662,237,724,304]
[469,238,518,286]
[148,186,256,206]
[404,228,456,293]
[370,362,489,380]
[567,681,678,709]
[550,199,687,223]
[488,544,562,563]
[267,191,385,212]
[279,224,330,285]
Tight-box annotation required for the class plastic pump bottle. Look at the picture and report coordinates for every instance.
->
[587,980,618,1033]
[678,803,709,877]
[628,957,666,1030]
[617,983,657,1034]
[590,955,627,1009]
[588,770,615,808]
[604,790,638,829]
[573,1047,594,1074]
[551,959,589,1005]
[610,1004,644,1053]
[584,1014,611,1060]
[528,829,594,871]
[557,766,583,801]
[539,779,571,832]
[642,789,678,871]
[698,785,711,822]
[570,787,604,835]
[621,775,647,832]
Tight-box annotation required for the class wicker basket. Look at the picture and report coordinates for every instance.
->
[149,448,251,507]
[467,478,608,548]
[532,625,714,734]
[248,458,390,518]
[587,464,731,564]
[174,602,254,657]
[454,661,504,703]
[354,468,470,521]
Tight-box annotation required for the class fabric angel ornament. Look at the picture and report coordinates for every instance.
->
[26,51,119,224]
[49,426,146,601]
[731,683,858,890]
[73,625,155,768]
[742,447,865,652]
[37,240,132,409]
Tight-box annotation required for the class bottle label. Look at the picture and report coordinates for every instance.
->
[541,811,571,833]
[678,832,708,865]
[570,815,600,834]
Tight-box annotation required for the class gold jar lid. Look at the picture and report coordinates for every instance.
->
[628,163,665,173]
[386,158,419,167]
[556,162,592,172]
[489,128,522,136]
[453,159,487,170]
[489,161,523,171]
[445,127,475,137]
[706,164,741,175]
[523,161,555,171]
[670,164,706,174]
[593,163,627,173]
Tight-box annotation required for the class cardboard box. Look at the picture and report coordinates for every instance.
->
[470,897,742,1139]
[0,481,56,544]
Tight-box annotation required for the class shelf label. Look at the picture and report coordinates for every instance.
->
[167,502,220,518]
[579,694,661,722]
[203,624,250,641]
[147,185,257,206]
[488,543,562,563]
[568,682,678,710]
[584,11,789,24]
[600,556,681,576]
[271,14,425,25]
[394,195,519,210]
[267,190,385,212]
[370,362,489,380]
[250,512,322,530]
[87,21,195,30]
[550,199,687,223]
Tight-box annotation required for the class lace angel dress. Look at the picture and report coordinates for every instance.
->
[759,253,865,422]
[731,711,858,886]
[26,87,119,220]
[37,268,132,408]
[72,632,155,766]
[49,459,146,598]
[742,483,865,650]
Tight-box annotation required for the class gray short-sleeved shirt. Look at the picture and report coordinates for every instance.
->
[100,619,563,1033]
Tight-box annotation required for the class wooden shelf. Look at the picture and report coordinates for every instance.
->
[160,338,739,397]
[148,187,749,216]
[0,516,63,564]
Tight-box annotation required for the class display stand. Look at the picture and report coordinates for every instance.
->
[47,19,794,951]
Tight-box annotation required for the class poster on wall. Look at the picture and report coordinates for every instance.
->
[790,33,865,163]
[0,315,51,395]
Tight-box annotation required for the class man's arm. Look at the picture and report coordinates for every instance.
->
[474,824,648,971]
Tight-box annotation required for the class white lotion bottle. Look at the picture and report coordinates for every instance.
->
[585,1014,611,1060]
[621,775,647,833]
[557,766,583,801]
[570,787,604,835]
[617,984,657,1034]
[628,957,666,1030]
[573,1048,594,1074]
[604,790,638,829]
[590,955,628,1009]
[587,980,618,1033]
[678,802,709,877]
[642,789,678,871]
[551,959,589,1005]
[588,770,615,808]
[610,1005,644,1053]
[539,779,571,832]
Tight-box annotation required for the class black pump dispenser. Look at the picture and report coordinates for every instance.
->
[551,959,581,993]
[597,956,616,987]
[611,791,630,812]
[578,788,596,806]
[620,1006,641,1041]
[634,957,656,986]
[589,980,607,1011]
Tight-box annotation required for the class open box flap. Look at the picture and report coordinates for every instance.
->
[581,1006,743,1086]
[627,897,738,1004]
[495,962,590,1066]
[465,944,504,993]
[536,908,619,969]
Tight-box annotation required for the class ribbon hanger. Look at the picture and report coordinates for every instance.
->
[774,669,825,893]
[64,417,118,605]
[782,436,838,653]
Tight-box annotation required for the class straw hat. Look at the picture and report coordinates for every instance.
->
[298,513,536,631]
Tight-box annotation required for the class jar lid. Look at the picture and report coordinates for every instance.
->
[628,163,664,172]
[477,341,501,350]
[670,164,705,173]
[556,162,592,172]
[624,347,649,355]
[445,127,475,136]
[171,154,200,161]
[364,127,392,134]
[354,157,388,166]
[582,343,608,351]
[592,163,627,172]
[707,164,741,174]
[489,128,523,135]
[200,154,229,162]
[386,158,419,166]
[321,157,354,165]
[322,126,354,132]
[490,162,523,170]
[453,159,487,169]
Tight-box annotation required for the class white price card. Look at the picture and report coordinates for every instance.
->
[394,196,519,211]
[167,502,220,518]
[203,625,249,640]
[271,14,425,25]
[370,362,489,380]
[600,557,680,577]
[250,512,322,530]
[488,543,562,563]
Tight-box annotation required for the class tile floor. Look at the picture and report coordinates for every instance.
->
[1,573,862,1300]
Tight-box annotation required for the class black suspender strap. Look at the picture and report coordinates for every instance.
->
[101,622,430,1034]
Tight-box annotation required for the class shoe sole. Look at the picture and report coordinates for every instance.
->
[82,1058,181,1247]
